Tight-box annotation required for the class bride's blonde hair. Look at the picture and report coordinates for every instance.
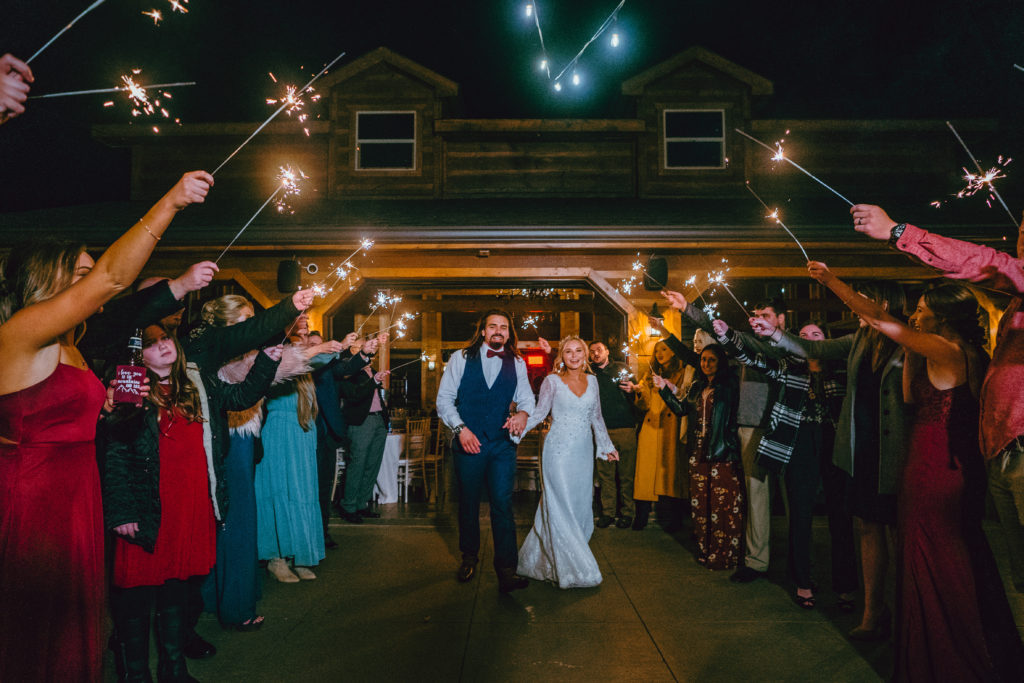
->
[554,335,594,376]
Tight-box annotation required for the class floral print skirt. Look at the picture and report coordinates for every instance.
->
[690,457,745,570]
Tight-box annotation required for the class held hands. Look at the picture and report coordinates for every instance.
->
[0,54,33,123]
[114,522,140,539]
[292,289,315,311]
[168,171,214,210]
[806,261,834,284]
[458,426,482,454]
[661,290,688,311]
[169,261,219,298]
[604,450,620,462]
[503,410,529,437]
[263,344,284,361]
[711,318,729,337]
[850,204,897,241]
[537,337,552,355]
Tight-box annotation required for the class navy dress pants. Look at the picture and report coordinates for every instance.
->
[454,437,519,570]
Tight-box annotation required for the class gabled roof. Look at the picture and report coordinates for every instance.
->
[622,46,773,96]
[315,46,459,96]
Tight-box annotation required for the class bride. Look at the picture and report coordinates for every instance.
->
[518,336,618,588]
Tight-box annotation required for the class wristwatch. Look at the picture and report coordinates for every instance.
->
[453,423,466,436]
[888,222,907,245]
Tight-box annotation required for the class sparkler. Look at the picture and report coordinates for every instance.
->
[355,291,398,334]
[364,313,418,339]
[141,9,163,25]
[211,50,346,176]
[734,128,854,206]
[945,121,1018,229]
[521,315,539,330]
[706,268,751,318]
[745,181,811,262]
[390,353,429,372]
[214,165,308,264]
[27,0,108,64]
[1015,64,1024,73]
[306,239,374,297]
[29,81,195,100]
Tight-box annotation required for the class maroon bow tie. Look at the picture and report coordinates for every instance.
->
[486,349,506,359]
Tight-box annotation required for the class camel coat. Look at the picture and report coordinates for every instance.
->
[634,369,687,501]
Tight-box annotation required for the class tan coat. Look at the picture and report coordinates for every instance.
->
[634,369,686,501]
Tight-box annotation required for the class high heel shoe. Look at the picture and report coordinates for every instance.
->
[848,605,892,642]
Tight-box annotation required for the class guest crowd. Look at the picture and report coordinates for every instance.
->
[2,54,1023,683]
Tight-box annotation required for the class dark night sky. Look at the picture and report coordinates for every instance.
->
[2,0,1023,211]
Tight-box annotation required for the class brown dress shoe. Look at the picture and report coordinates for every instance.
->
[457,556,478,583]
[496,567,529,593]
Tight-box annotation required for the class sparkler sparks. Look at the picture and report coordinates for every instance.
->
[29,80,194,100]
[521,315,539,330]
[734,128,854,206]
[214,166,309,264]
[945,121,1018,229]
[745,181,811,262]
[273,165,309,214]
[141,9,163,24]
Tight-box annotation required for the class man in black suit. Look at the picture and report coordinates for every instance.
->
[338,335,389,523]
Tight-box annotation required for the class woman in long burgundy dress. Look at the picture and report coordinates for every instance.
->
[0,173,212,682]
[809,262,1023,682]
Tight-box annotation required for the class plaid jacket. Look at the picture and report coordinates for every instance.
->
[717,328,845,472]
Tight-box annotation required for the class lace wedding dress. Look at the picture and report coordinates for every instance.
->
[517,374,615,588]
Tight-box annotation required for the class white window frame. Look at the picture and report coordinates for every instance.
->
[663,108,726,170]
[355,110,417,171]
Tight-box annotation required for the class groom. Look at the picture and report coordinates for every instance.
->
[436,310,536,593]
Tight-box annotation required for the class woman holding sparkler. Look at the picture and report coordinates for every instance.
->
[804,264,1023,683]
[654,343,744,570]
[0,171,211,681]
[0,53,33,124]
[626,341,687,531]
[517,336,618,588]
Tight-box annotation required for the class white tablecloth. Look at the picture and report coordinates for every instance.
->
[374,433,405,505]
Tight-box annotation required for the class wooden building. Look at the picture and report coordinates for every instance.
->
[1,46,1015,410]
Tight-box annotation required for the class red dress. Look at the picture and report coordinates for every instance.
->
[114,400,216,588]
[896,375,1024,682]
[0,363,106,682]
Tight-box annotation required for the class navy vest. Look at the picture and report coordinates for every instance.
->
[455,350,518,442]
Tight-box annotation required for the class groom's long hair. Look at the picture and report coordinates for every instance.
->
[463,309,521,360]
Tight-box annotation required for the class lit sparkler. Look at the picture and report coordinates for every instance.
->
[745,181,811,262]
[29,80,195,100]
[945,121,1018,229]
[141,9,163,24]
[214,165,309,264]
[706,267,751,317]
[307,239,374,296]
[734,128,854,206]
[273,165,309,214]
[27,0,109,64]
[521,315,539,330]
[212,50,346,176]
[390,353,429,372]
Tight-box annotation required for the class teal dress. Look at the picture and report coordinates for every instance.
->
[255,384,324,566]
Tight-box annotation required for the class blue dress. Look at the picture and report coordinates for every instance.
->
[202,432,262,625]
[255,385,325,566]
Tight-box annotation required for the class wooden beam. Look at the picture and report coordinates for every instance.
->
[215,268,274,309]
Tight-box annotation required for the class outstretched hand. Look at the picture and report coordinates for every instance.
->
[170,261,219,298]
[263,344,284,361]
[647,315,668,336]
[749,318,776,337]
[537,337,552,355]
[168,171,213,210]
[0,54,33,123]
[711,319,729,337]
[850,204,897,241]
[661,290,688,310]
[807,261,834,284]
[291,289,315,312]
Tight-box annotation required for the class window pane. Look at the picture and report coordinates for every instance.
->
[358,113,415,140]
[665,111,723,138]
[666,141,722,168]
[358,143,415,169]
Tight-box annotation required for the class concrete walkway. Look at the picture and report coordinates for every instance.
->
[119,504,1023,682]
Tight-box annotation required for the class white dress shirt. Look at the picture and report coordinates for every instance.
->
[436,347,537,435]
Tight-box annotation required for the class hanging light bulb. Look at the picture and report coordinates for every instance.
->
[610,31,620,47]
[525,3,533,17]
[572,72,581,86]
[553,82,562,92]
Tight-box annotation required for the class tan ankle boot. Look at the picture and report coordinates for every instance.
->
[293,566,317,580]
[268,557,299,583]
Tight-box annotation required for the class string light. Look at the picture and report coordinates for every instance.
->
[521,0,628,92]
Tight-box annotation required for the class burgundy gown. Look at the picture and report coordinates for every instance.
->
[895,374,1024,682]
[0,363,107,682]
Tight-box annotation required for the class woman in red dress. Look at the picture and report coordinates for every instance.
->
[0,173,212,682]
[809,262,1024,682]
[102,325,280,682]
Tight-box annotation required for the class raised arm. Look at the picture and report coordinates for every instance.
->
[808,261,965,366]
[1,172,211,351]
[712,320,786,380]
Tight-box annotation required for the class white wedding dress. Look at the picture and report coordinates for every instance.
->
[517,373,615,588]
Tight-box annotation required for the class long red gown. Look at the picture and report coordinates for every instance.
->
[896,375,1024,682]
[0,363,106,682]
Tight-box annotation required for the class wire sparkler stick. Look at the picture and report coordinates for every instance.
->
[390,354,429,373]
[27,0,108,64]
[215,166,307,263]
[945,121,1018,229]
[744,181,811,262]
[214,189,282,264]
[734,128,854,206]
[363,313,417,339]
[1014,64,1024,73]
[29,81,195,99]
[211,50,346,176]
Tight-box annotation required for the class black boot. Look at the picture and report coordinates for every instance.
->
[496,567,529,593]
[154,605,199,683]
[113,617,154,683]
[633,501,650,530]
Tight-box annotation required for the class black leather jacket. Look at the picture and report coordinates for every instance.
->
[660,375,741,464]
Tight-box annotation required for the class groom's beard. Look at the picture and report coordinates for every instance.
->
[487,336,505,350]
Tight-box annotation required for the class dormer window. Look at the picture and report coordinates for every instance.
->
[356,111,416,170]
[663,109,725,169]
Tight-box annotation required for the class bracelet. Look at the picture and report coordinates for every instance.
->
[141,222,161,241]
